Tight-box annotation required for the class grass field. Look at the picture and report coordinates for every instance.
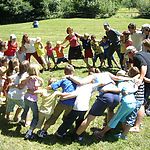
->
[0,14,150,150]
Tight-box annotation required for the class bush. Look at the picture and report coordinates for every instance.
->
[137,0,150,18]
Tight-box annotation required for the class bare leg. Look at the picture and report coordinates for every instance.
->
[6,111,10,120]
[68,60,72,65]
[43,124,51,131]
[113,59,121,69]
[83,58,89,67]
[25,109,31,127]
[76,114,96,135]
[107,108,114,123]
[129,105,145,133]
[122,122,126,131]
[122,125,131,137]
[123,58,128,71]
[13,107,22,121]
[94,125,111,138]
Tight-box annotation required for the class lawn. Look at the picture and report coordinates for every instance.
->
[0,15,150,150]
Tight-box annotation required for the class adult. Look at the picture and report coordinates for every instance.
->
[4,34,18,60]
[128,23,143,52]
[66,68,131,141]
[61,27,89,67]
[142,23,150,52]
[103,22,121,68]
[21,34,43,66]
[125,46,150,132]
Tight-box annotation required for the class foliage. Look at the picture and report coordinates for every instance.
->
[120,0,138,9]
[0,0,33,24]
[136,0,150,18]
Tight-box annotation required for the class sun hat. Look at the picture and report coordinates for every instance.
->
[84,33,89,37]
[36,37,41,43]
[125,46,136,55]
[56,41,61,45]
[142,23,150,31]
[103,22,109,26]
[10,34,16,39]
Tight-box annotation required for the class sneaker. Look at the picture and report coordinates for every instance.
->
[78,136,83,141]
[24,132,34,140]
[37,129,47,138]
[54,131,63,138]
[114,133,127,140]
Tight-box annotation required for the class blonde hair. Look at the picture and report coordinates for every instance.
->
[27,62,40,76]
[64,65,74,75]
[143,39,150,48]
[128,66,140,77]
[48,77,57,86]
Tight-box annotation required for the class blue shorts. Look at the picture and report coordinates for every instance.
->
[108,101,136,128]
[6,98,25,112]
[126,99,144,126]
[57,57,68,64]
[89,92,121,116]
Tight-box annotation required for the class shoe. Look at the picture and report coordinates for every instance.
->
[54,131,63,138]
[40,69,44,73]
[114,133,127,140]
[37,129,47,138]
[78,136,83,141]
[24,132,34,140]
[71,133,80,142]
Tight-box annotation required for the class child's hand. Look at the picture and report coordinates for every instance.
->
[122,90,129,95]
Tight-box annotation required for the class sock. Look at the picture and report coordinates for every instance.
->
[27,129,32,135]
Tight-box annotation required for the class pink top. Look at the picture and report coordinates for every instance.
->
[45,46,54,56]
[24,78,40,102]
[125,40,133,48]
[66,33,79,47]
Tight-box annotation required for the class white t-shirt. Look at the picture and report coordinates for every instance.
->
[7,72,29,100]
[24,38,36,53]
[72,83,99,111]
[131,31,143,51]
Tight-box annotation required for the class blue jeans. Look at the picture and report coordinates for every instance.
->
[21,98,39,128]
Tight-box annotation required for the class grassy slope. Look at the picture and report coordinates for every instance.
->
[0,15,150,150]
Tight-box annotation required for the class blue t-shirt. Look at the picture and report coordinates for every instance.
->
[51,78,77,105]
[80,38,91,50]
[99,41,110,54]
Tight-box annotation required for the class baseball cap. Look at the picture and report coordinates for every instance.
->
[103,22,109,26]
[10,34,16,39]
[142,23,150,31]
[56,41,61,45]
[125,46,136,55]
[36,37,41,43]
[122,30,130,35]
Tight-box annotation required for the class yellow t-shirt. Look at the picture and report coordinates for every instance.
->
[120,41,126,53]
[90,40,103,55]
[34,42,45,57]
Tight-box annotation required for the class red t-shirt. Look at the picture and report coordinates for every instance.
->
[54,46,64,58]
[4,41,18,56]
[66,33,79,47]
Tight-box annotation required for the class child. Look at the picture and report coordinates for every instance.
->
[45,41,57,70]
[19,62,43,140]
[6,60,29,121]
[94,68,139,140]
[34,37,47,73]
[80,33,94,67]
[0,56,8,101]
[0,41,8,57]
[122,31,133,71]
[90,35,104,68]
[4,34,18,60]
[27,77,61,132]
[55,77,99,140]
[54,41,69,67]
[99,36,120,68]
[16,45,26,62]
[37,65,78,138]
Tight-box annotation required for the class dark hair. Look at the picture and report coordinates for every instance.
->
[128,66,140,77]
[22,34,30,45]
[66,27,73,34]
[64,65,74,75]
[0,56,8,67]
[91,35,96,39]
[19,60,29,76]
[102,36,107,39]
[89,67,100,75]
[128,23,136,30]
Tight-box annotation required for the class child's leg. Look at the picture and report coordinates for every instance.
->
[100,58,104,67]
[121,125,131,137]
[93,54,97,67]
[21,99,30,121]
[123,58,128,71]
[13,106,22,121]
[112,56,120,68]
[36,112,46,129]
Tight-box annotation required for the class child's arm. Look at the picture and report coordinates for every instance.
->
[143,77,150,83]
[47,85,53,90]
[59,92,77,100]
[101,87,121,93]
[64,43,70,49]
[40,42,44,49]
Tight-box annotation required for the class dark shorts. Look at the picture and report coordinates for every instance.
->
[68,46,84,60]
[57,57,68,64]
[85,49,93,58]
[89,92,121,116]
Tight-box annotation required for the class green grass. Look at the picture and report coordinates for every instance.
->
[0,15,150,150]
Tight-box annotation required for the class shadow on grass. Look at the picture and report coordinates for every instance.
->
[0,102,24,138]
